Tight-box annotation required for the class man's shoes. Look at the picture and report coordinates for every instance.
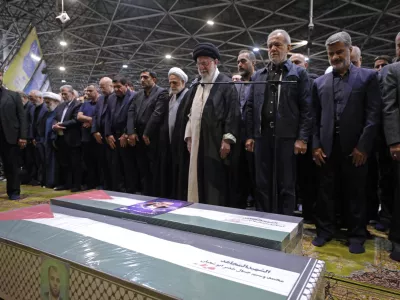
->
[29,180,41,186]
[375,223,388,232]
[312,236,331,247]
[54,185,68,191]
[70,187,81,193]
[389,242,400,262]
[349,243,365,254]
[8,194,21,200]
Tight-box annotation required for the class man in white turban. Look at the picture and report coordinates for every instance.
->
[168,67,189,143]
[43,92,62,188]
[160,67,190,198]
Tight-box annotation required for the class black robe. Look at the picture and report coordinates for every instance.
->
[177,73,241,206]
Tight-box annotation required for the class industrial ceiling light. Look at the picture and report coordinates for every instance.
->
[60,40,67,46]
[122,64,128,68]
[207,20,214,26]
[253,47,260,52]
[165,54,172,59]
[61,79,66,83]
[59,66,66,71]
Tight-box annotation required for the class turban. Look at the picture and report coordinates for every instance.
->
[192,42,220,62]
[43,92,62,102]
[168,67,188,83]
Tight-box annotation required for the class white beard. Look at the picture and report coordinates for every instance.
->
[200,68,216,83]
[49,102,58,111]
[171,86,184,95]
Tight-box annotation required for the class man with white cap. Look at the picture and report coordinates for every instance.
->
[159,67,189,198]
[181,42,240,206]
[43,92,62,188]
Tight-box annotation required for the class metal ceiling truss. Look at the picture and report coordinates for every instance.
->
[0,0,399,91]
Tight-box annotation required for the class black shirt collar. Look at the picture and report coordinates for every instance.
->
[332,63,353,78]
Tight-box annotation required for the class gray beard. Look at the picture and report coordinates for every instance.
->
[171,87,183,95]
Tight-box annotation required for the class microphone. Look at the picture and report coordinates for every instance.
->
[190,75,202,88]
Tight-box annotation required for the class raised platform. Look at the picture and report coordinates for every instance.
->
[50,190,303,254]
[0,204,324,300]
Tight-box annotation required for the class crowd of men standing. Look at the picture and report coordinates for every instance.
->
[0,29,399,261]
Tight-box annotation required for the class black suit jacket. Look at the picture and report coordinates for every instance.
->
[246,59,312,141]
[312,64,381,156]
[104,90,135,136]
[91,93,113,136]
[53,99,82,147]
[29,103,48,142]
[24,101,34,140]
[0,88,27,144]
[126,85,169,139]
[382,62,400,146]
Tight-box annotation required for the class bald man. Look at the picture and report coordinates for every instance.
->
[91,77,114,189]
[350,46,362,67]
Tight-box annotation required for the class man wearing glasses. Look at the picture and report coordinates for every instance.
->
[182,42,240,206]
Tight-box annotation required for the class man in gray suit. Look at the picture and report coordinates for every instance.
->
[0,70,27,200]
[382,61,400,262]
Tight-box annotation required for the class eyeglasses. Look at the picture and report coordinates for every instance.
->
[196,60,214,67]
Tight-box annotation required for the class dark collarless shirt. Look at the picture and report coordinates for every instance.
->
[79,100,97,142]
[111,95,125,133]
[236,80,252,119]
[261,61,287,131]
[332,68,350,133]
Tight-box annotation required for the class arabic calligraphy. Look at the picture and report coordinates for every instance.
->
[225,217,287,228]
[195,260,285,283]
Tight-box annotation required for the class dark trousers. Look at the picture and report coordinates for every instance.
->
[366,134,395,224]
[20,141,35,183]
[109,136,137,194]
[234,141,255,209]
[44,142,57,188]
[378,145,395,226]
[389,161,400,244]
[100,142,112,190]
[254,130,296,215]
[297,143,317,220]
[315,137,367,244]
[55,136,82,190]
[0,131,21,197]
[0,155,4,176]
[82,140,103,189]
[135,140,158,196]
[34,141,46,185]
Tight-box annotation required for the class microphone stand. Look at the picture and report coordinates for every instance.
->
[198,79,297,214]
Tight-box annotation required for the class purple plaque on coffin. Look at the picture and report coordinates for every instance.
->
[115,198,193,216]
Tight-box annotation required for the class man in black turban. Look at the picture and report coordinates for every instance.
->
[176,42,241,206]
